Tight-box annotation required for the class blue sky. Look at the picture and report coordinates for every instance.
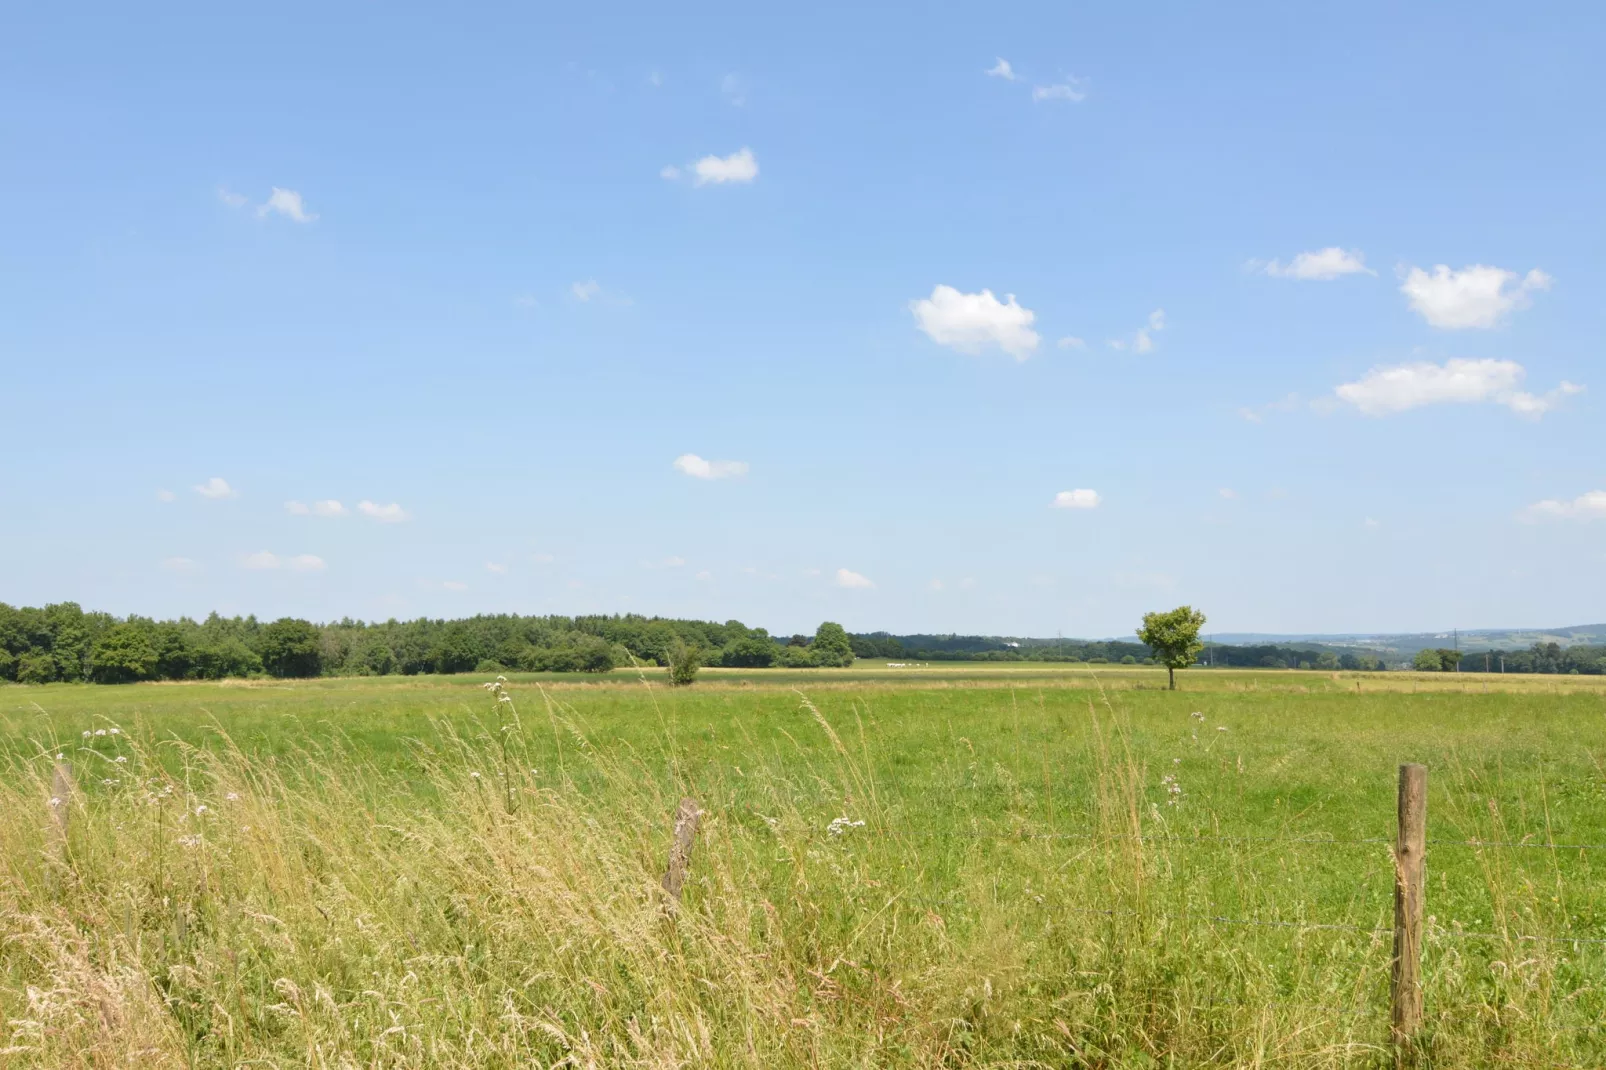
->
[2,2,1603,638]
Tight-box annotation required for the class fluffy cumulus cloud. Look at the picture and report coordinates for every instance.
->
[835,568,874,589]
[193,477,236,499]
[910,285,1040,360]
[986,58,1017,81]
[673,453,749,479]
[358,500,408,522]
[1052,489,1101,509]
[286,499,345,517]
[1334,358,1583,418]
[1399,264,1551,329]
[241,551,279,570]
[693,148,758,185]
[1257,247,1374,280]
[257,187,317,223]
[1520,490,1606,523]
[241,551,325,571]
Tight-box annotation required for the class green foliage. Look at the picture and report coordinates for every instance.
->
[16,653,56,684]
[89,624,159,684]
[667,641,702,686]
[474,659,506,674]
[1137,605,1207,690]
[811,621,855,668]
[573,634,617,673]
[259,618,323,678]
[1414,649,1444,672]
[722,636,777,668]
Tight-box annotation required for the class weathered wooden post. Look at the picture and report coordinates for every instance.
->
[1391,763,1428,1055]
[661,797,701,903]
[49,758,73,843]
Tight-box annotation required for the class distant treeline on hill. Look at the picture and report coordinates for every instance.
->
[3,603,1603,684]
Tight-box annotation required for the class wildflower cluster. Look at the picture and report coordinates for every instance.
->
[1160,773,1183,805]
[826,816,866,837]
[481,675,513,705]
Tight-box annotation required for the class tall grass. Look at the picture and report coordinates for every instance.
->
[1,679,1602,1067]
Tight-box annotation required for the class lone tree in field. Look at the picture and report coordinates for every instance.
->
[1137,605,1207,690]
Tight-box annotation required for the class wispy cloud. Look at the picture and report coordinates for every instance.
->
[442,580,467,591]
[1033,79,1087,103]
[1238,392,1303,423]
[1333,358,1582,418]
[1109,309,1165,354]
[486,562,508,574]
[570,279,602,302]
[1520,490,1606,523]
[1252,247,1374,280]
[720,73,747,106]
[217,186,248,208]
[285,499,345,517]
[1057,335,1086,350]
[910,285,1040,360]
[257,187,317,223]
[1052,489,1101,509]
[532,552,556,564]
[193,477,237,499]
[673,453,749,480]
[160,556,201,573]
[156,489,176,503]
[358,500,409,522]
[241,551,279,570]
[835,568,875,589]
[241,551,324,571]
[986,58,1018,81]
[1399,264,1551,329]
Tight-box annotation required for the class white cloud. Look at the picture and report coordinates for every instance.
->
[358,500,408,522]
[1033,79,1087,102]
[1363,517,1382,530]
[1238,392,1303,423]
[257,187,317,223]
[287,554,325,572]
[217,186,248,208]
[720,73,747,106]
[1257,247,1374,280]
[1052,489,1101,509]
[928,578,944,591]
[673,453,749,480]
[160,556,200,573]
[692,147,758,186]
[1218,488,1239,500]
[193,477,237,499]
[570,279,601,302]
[1399,264,1551,329]
[910,284,1040,360]
[1334,358,1583,418]
[156,489,176,503]
[241,551,280,570]
[285,499,345,517]
[442,580,467,591]
[835,568,874,589]
[486,562,508,574]
[1057,335,1087,350]
[659,165,681,180]
[1520,490,1606,523]
[663,555,686,567]
[532,552,556,564]
[695,569,712,581]
[986,58,1017,81]
[1109,308,1165,354]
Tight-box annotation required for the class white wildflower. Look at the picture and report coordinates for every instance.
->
[115,756,128,764]
[110,727,121,735]
[195,805,208,814]
[1217,725,1228,732]
[176,835,202,848]
[82,730,91,738]
[470,771,481,779]
[827,816,866,837]
[1190,711,1205,721]
[94,729,107,737]
[55,753,65,760]
[48,797,62,808]
[226,792,240,801]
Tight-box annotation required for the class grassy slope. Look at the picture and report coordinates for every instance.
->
[2,668,1604,1067]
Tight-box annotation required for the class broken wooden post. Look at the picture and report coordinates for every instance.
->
[661,797,702,902]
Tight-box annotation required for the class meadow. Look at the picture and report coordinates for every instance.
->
[2,665,1604,1068]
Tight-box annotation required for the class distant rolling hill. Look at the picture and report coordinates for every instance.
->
[1205,625,1606,658]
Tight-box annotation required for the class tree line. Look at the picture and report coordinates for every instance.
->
[0,603,857,683]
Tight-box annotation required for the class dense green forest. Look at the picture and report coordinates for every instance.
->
[3,603,1602,684]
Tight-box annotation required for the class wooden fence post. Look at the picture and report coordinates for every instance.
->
[49,759,73,843]
[1392,763,1428,1053]
[661,797,701,903]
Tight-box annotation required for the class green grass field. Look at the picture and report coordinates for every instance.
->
[3,667,1605,1067]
